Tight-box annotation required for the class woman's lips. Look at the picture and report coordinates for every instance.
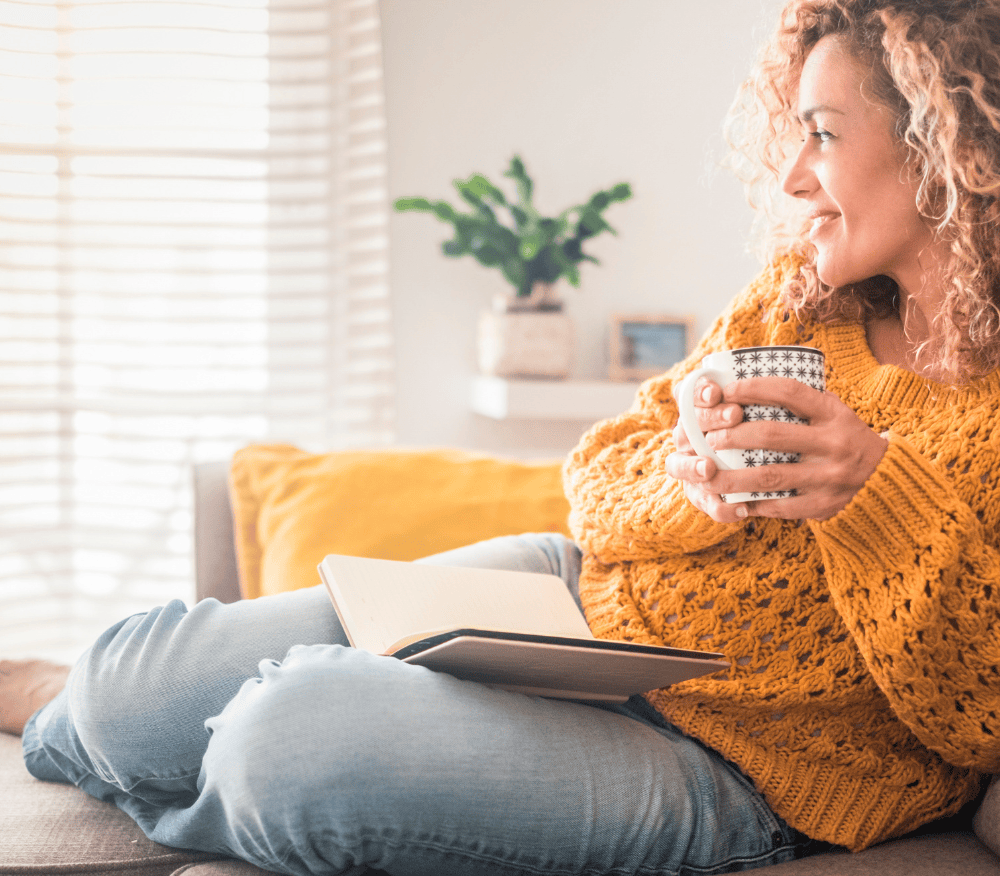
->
[808,212,839,239]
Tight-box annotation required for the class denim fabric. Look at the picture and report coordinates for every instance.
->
[23,533,810,876]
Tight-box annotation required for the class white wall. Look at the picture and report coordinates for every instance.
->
[381,0,783,457]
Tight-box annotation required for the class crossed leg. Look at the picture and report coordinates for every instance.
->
[13,534,805,875]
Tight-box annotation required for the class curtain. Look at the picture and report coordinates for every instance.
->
[1,0,393,663]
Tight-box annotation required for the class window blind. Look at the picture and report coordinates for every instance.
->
[1,0,393,663]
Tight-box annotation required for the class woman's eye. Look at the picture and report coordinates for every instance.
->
[810,129,833,142]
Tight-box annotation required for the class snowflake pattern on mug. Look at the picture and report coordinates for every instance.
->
[720,346,825,502]
[731,346,825,389]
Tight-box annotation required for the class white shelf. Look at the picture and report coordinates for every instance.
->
[471,376,641,420]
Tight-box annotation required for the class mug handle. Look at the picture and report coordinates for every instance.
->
[676,367,734,471]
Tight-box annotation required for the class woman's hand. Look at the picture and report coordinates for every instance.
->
[666,376,889,522]
[667,378,749,522]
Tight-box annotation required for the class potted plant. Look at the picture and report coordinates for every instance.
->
[394,155,632,377]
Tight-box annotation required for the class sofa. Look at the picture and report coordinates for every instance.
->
[3,446,1000,876]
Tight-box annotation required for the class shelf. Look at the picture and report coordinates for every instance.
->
[471,376,641,421]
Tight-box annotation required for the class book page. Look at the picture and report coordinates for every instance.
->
[318,554,593,655]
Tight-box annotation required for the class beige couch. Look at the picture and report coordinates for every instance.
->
[3,459,1000,876]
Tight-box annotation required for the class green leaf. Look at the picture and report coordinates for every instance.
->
[431,201,458,222]
[589,191,611,211]
[454,180,485,209]
[519,230,545,261]
[463,173,507,205]
[561,238,583,262]
[531,248,563,285]
[510,205,530,228]
[501,257,528,295]
[452,213,476,230]
[503,155,534,207]
[536,217,563,243]
[577,207,614,238]
[393,197,433,212]
[478,224,519,259]
[472,242,504,267]
[454,192,498,223]
[609,182,633,201]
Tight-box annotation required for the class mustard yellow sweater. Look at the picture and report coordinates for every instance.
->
[563,258,1000,851]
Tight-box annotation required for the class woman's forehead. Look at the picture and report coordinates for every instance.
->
[796,36,883,118]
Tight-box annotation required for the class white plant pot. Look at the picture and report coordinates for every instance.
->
[477,309,573,378]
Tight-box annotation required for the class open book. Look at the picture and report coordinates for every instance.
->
[318,554,728,702]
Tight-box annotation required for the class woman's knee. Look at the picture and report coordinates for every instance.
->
[195,650,721,875]
[198,646,503,843]
[63,606,163,763]
[417,532,582,604]
[202,645,446,790]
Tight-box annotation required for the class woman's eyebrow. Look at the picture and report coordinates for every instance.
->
[799,105,846,123]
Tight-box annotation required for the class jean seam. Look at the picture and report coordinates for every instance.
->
[81,750,201,791]
[717,761,800,848]
[671,840,804,875]
[117,769,203,793]
[619,702,803,856]
[273,830,590,876]
[271,830,804,876]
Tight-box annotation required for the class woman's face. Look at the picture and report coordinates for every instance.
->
[781,36,937,294]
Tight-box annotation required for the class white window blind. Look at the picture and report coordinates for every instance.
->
[1,0,393,663]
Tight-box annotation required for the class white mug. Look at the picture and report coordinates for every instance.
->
[675,346,826,503]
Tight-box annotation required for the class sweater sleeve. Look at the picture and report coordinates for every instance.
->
[563,261,792,564]
[562,401,742,563]
[811,433,1000,772]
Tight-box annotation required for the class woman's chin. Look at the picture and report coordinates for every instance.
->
[814,263,840,288]
[814,256,857,290]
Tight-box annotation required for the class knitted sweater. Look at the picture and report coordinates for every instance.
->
[563,257,1000,852]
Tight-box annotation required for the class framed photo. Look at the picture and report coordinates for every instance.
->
[609,314,694,380]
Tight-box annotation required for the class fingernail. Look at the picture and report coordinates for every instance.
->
[696,460,707,477]
[700,386,713,403]
[736,506,748,519]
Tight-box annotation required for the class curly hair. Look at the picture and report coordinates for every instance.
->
[727,0,1000,381]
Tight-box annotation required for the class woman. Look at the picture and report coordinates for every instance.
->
[6,0,1000,873]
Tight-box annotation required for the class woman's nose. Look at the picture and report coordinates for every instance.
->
[781,142,814,198]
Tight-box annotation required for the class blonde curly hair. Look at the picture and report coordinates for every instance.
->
[727,0,1000,381]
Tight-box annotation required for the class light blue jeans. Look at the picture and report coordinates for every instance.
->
[22,534,812,876]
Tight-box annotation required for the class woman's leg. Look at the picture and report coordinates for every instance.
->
[20,533,806,874]
[21,534,580,795]
[21,584,347,801]
[416,531,583,609]
[140,644,806,875]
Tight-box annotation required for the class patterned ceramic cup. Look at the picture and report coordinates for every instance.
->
[675,346,825,503]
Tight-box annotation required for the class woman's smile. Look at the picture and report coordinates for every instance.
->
[807,211,839,241]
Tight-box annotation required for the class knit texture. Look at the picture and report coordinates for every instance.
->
[563,257,1000,852]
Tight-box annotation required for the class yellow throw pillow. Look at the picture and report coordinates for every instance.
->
[229,444,572,599]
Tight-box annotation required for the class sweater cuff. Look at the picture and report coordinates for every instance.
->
[813,434,964,573]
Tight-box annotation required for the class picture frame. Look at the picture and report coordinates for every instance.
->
[609,314,694,380]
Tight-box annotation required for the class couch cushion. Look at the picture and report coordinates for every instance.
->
[0,731,221,875]
[229,444,571,598]
[757,832,1000,875]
